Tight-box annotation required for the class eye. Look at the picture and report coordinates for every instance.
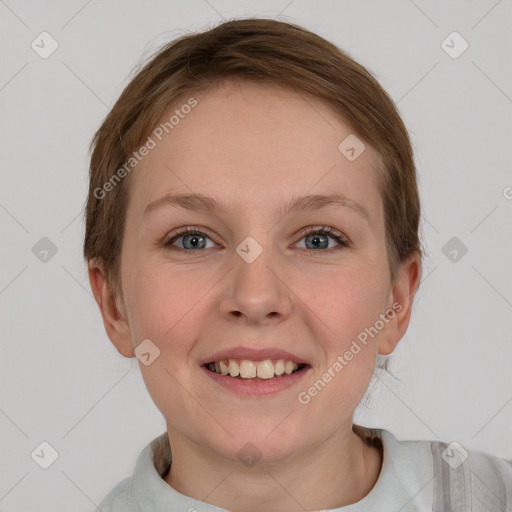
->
[164,227,216,251]
[163,225,350,253]
[294,226,350,251]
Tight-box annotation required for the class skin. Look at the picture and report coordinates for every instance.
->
[89,80,420,511]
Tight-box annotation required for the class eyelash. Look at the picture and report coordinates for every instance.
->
[163,225,350,254]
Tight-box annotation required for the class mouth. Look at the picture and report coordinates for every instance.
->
[203,359,308,380]
[199,347,312,395]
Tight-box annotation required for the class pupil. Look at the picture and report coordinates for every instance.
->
[307,234,327,249]
[184,234,205,249]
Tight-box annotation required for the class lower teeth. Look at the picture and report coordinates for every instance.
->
[233,374,283,380]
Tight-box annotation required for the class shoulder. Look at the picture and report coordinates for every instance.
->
[95,477,133,512]
[358,426,512,510]
[93,433,170,512]
[429,438,512,510]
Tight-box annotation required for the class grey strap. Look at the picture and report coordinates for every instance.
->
[432,440,512,511]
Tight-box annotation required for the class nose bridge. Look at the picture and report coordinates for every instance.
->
[221,232,291,322]
[235,234,277,300]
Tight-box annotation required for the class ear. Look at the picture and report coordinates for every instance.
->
[88,258,134,358]
[378,252,421,356]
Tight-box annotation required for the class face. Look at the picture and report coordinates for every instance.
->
[100,80,416,465]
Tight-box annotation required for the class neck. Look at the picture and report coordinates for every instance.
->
[163,425,383,512]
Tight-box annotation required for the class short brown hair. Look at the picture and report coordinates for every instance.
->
[83,17,422,300]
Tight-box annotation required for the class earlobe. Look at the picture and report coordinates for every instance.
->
[378,252,421,356]
[87,259,135,359]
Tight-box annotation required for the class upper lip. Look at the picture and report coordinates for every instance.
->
[200,346,310,366]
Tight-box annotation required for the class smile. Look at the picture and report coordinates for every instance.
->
[205,359,307,380]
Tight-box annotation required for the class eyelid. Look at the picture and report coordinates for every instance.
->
[162,225,219,246]
[162,224,351,251]
[299,225,351,246]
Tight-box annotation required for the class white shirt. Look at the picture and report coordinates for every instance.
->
[96,427,512,511]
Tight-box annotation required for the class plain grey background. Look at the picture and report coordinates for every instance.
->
[1,1,511,510]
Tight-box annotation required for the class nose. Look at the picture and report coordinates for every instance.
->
[219,243,292,325]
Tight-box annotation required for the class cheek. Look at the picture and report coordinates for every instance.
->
[125,251,388,354]
[305,267,385,395]
[122,261,189,346]
[305,266,386,340]
[296,273,382,425]
[124,265,210,420]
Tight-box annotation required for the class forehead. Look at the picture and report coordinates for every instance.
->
[128,80,383,226]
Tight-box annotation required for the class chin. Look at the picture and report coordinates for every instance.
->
[208,424,307,466]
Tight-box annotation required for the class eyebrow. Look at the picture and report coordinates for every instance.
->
[144,192,370,223]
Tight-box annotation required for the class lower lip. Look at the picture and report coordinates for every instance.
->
[200,365,310,396]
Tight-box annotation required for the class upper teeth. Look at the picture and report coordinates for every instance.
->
[208,359,300,379]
